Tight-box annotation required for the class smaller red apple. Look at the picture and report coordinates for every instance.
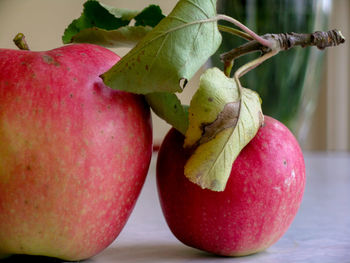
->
[156,116,305,256]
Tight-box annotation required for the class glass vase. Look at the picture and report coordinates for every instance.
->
[211,0,332,145]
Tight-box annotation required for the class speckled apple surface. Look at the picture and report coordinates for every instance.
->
[157,116,305,256]
[0,44,153,260]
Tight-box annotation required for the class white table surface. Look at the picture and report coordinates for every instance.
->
[90,152,350,263]
[3,152,350,262]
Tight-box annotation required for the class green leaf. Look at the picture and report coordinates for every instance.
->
[184,68,263,192]
[62,0,138,44]
[101,0,222,94]
[62,0,165,45]
[134,5,165,27]
[69,26,152,48]
[145,93,189,135]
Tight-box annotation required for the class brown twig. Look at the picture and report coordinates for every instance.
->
[221,29,345,65]
[275,29,345,50]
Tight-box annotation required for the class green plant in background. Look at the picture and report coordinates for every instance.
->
[211,0,331,137]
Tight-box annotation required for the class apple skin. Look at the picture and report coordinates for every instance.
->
[157,116,305,256]
[0,44,152,260]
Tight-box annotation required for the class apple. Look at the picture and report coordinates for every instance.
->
[0,44,152,261]
[157,116,305,256]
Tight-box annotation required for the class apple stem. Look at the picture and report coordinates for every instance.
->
[224,60,234,77]
[13,33,30,51]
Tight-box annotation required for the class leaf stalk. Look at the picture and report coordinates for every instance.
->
[216,14,274,48]
[217,25,253,41]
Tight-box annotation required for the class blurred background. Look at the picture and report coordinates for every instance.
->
[0,0,349,152]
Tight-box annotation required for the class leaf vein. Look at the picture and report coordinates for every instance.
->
[243,96,259,131]
[123,17,219,65]
[183,0,211,19]
[204,99,244,180]
[148,33,169,79]
[166,15,188,24]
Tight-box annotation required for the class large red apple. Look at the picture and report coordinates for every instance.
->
[157,116,305,256]
[0,44,152,260]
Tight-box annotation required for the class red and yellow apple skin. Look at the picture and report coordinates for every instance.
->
[157,116,305,256]
[0,44,152,261]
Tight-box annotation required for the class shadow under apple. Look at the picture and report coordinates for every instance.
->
[0,254,86,263]
[91,242,268,262]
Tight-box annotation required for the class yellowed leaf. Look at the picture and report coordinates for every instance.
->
[184,68,263,191]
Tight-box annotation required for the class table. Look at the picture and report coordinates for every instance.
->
[3,152,350,262]
[90,152,350,263]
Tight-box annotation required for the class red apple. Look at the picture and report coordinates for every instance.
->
[0,44,152,260]
[157,116,305,256]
